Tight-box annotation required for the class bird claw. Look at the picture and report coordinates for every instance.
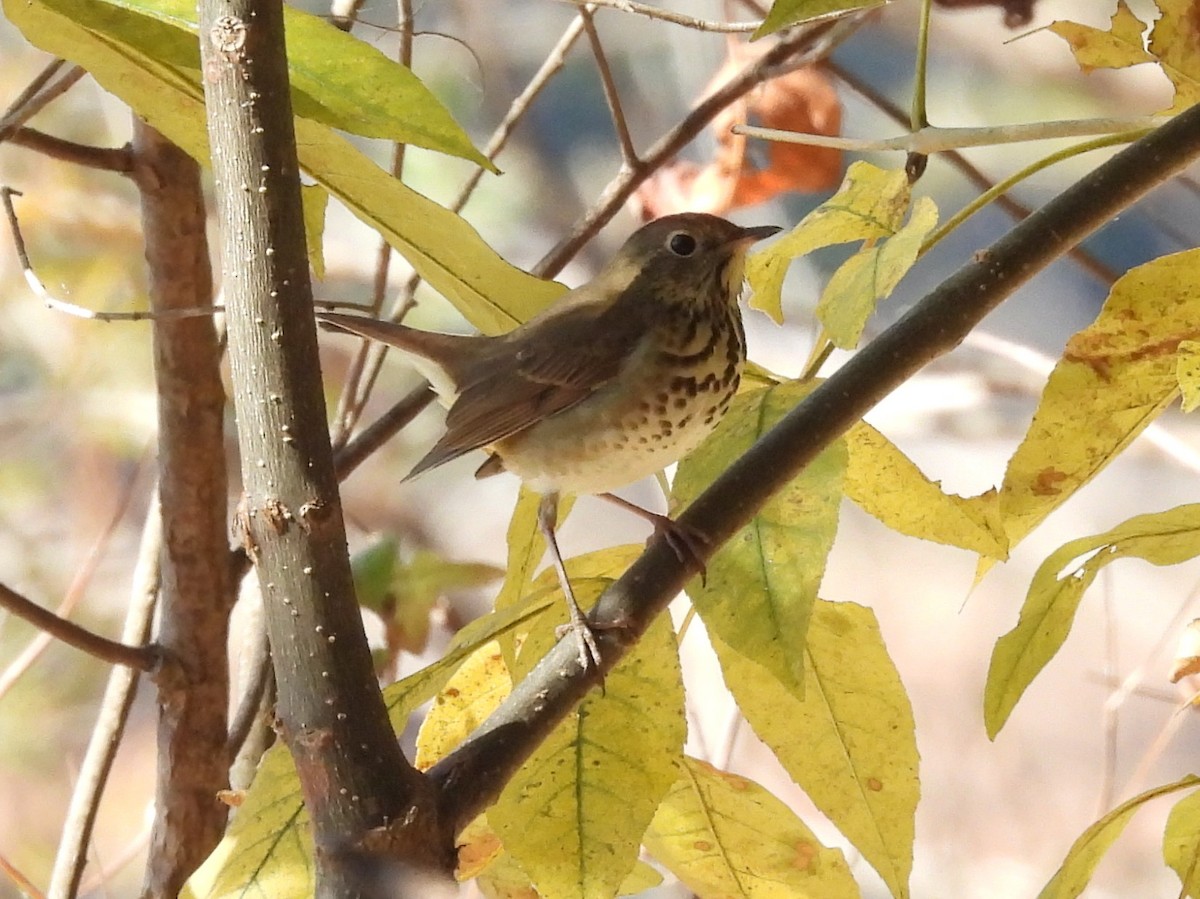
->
[555,616,603,671]
[644,512,710,587]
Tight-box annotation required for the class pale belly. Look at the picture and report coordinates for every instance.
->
[491,364,739,496]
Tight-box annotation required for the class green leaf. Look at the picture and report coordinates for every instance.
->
[645,756,861,898]
[300,184,328,279]
[986,247,1200,579]
[754,0,886,40]
[1038,776,1200,899]
[746,162,914,323]
[5,0,563,334]
[492,602,686,899]
[673,380,847,694]
[297,120,563,334]
[1164,787,1200,897]
[985,504,1200,738]
[29,0,492,167]
[715,599,918,899]
[845,422,1008,559]
[817,196,938,349]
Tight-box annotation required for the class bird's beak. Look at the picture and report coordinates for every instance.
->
[732,224,783,246]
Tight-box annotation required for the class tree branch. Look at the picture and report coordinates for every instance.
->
[48,489,163,899]
[0,582,157,671]
[429,98,1200,837]
[196,1,445,894]
[3,127,133,172]
[131,118,234,899]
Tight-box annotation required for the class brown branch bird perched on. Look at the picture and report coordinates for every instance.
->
[318,212,779,669]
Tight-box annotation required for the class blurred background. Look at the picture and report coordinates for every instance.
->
[2,0,1199,896]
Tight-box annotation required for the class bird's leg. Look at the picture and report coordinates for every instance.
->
[598,492,710,584]
[537,492,602,670]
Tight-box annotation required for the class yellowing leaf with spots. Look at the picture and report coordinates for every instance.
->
[846,422,1008,559]
[183,743,311,899]
[985,504,1200,738]
[1146,0,1200,113]
[1177,340,1200,412]
[476,851,662,898]
[645,756,860,898]
[817,196,938,349]
[1049,0,1200,112]
[674,380,846,694]
[1048,2,1154,75]
[492,577,685,899]
[415,642,511,770]
[1038,776,1200,899]
[988,248,1199,578]
[1163,786,1200,896]
[747,162,915,324]
[715,599,918,899]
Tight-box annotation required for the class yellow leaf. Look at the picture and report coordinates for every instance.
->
[184,744,311,898]
[715,599,917,899]
[645,756,861,898]
[297,120,563,334]
[818,196,938,349]
[1048,0,1200,112]
[1038,776,1200,899]
[1178,339,1200,412]
[988,248,1199,578]
[492,603,685,899]
[1164,787,1200,897]
[673,380,847,694]
[476,851,661,898]
[1047,2,1154,74]
[415,642,511,770]
[1147,0,1200,113]
[845,422,1007,559]
[985,503,1200,738]
[300,184,328,280]
[747,162,913,323]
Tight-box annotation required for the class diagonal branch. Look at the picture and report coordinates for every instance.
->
[0,582,158,671]
[533,13,864,276]
[429,98,1200,838]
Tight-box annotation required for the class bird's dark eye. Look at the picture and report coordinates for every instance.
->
[667,231,697,257]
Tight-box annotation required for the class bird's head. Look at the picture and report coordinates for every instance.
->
[599,212,781,310]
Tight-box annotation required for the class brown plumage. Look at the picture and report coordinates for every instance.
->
[319,212,779,668]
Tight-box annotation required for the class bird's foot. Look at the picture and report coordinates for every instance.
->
[555,612,603,671]
[598,493,711,585]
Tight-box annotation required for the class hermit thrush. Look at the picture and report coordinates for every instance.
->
[319,212,779,668]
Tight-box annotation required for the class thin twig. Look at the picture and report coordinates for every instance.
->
[0,62,86,142]
[226,624,273,756]
[534,14,863,276]
[0,851,43,899]
[4,127,133,172]
[552,0,760,33]
[0,450,148,699]
[48,493,162,899]
[2,186,221,321]
[334,383,436,481]
[825,59,1119,286]
[329,13,588,455]
[330,0,417,448]
[735,115,1165,153]
[0,582,158,671]
[583,6,638,166]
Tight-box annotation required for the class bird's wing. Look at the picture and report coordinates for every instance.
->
[406,302,645,478]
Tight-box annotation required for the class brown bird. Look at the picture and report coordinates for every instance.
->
[319,212,779,668]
